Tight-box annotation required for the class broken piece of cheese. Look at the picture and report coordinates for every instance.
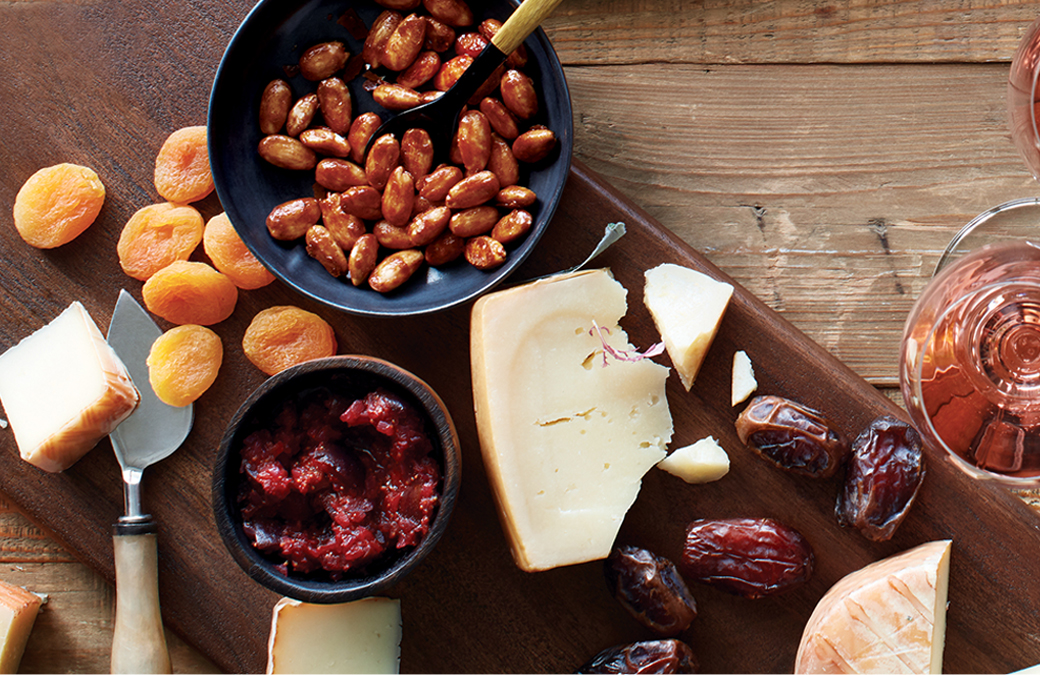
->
[0,302,139,472]
[267,596,401,674]
[0,580,42,674]
[658,436,730,483]
[795,540,952,674]
[644,263,733,391]
[471,269,673,572]
[732,350,757,406]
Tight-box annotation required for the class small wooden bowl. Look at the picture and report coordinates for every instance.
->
[212,355,461,603]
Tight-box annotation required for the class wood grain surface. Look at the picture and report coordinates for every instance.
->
[3,0,1040,672]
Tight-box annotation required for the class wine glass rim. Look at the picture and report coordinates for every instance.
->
[934,197,1040,277]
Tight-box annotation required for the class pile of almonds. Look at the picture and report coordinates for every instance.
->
[257,0,559,293]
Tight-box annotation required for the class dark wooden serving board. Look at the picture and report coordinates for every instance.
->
[1,160,1040,674]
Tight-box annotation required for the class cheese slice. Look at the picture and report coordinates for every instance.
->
[731,350,757,406]
[0,580,43,674]
[795,540,952,674]
[267,596,401,674]
[471,269,673,572]
[658,436,730,483]
[643,263,733,391]
[0,301,139,472]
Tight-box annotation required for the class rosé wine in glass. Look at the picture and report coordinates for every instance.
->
[900,203,1040,485]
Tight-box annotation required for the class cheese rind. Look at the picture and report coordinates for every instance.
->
[643,264,733,391]
[0,580,43,674]
[266,596,401,674]
[471,269,673,572]
[795,540,952,675]
[0,302,139,472]
[731,350,757,406]
[658,436,730,483]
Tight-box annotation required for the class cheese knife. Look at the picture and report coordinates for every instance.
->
[106,289,193,674]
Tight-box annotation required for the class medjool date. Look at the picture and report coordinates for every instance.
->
[836,415,925,542]
[735,395,850,478]
[680,517,814,599]
[605,546,697,636]
[577,639,698,674]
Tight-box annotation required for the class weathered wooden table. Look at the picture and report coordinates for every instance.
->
[3,0,1040,672]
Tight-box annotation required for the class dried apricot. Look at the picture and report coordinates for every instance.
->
[117,202,204,281]
[242,305,337,375]
[13,163,105,248]
[202,212,276,290]
[146,324,223,407]
[154,126,214,204]
[142,260,238,326]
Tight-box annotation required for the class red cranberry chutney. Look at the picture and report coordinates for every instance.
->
[236,386,441,579]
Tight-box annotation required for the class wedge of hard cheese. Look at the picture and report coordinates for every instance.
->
[471,269,673,572]
[644,263,733,391]
[795,540,952,674]
[0,580,43,674]
[0,301,139,472]
[267,596,401,674]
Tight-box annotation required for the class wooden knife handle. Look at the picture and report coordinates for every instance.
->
[110,524,171,674]
[491,0,565,55]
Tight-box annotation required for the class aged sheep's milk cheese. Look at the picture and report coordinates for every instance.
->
[0,301,139,472]
[795,540,952,674]
[643,263,733,390]
[267,596,401,674]
[658,436,730,484]
[0,580,43,674]
[471,269,673,572]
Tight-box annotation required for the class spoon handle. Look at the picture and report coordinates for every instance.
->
[491,0,566,55]
[110,522,172,674]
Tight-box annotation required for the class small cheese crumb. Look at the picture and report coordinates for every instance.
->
[658,436,730,484]
[732,350,757,406]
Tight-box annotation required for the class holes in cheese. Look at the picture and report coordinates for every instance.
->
[643,263,733,391]
[266,596,401,674]
[471,269,674,572]
[795,540,952,675]
[0,302,139,472]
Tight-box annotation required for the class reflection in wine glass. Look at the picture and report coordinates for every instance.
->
[900,200,1040,486]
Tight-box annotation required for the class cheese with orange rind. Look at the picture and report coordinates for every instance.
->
[795,540,952,674]
[0,580,43,674]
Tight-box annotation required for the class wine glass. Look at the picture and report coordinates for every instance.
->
[900,199,1040,486]
[899,18,1040,487]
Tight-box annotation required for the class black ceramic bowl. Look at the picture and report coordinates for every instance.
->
[208,0,573,316]
[212,355,461,603]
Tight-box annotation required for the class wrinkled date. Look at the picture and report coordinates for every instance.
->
[604,546,697,637]
[577,639,698,674]
[836,415,926,542]
[735,395,851,478]
[681,518,814,599]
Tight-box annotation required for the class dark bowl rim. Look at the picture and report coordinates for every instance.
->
[211,354,461,604]
[206,0,574,318]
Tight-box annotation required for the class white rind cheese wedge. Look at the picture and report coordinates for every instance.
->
[657,436,730,483]
[0,302,139,472]
[643,263,733,391]
[267,596,401,674]
[795,540,952,675]
[0,580,43,674]
[471,269,673,572]
[731,350,757,406]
